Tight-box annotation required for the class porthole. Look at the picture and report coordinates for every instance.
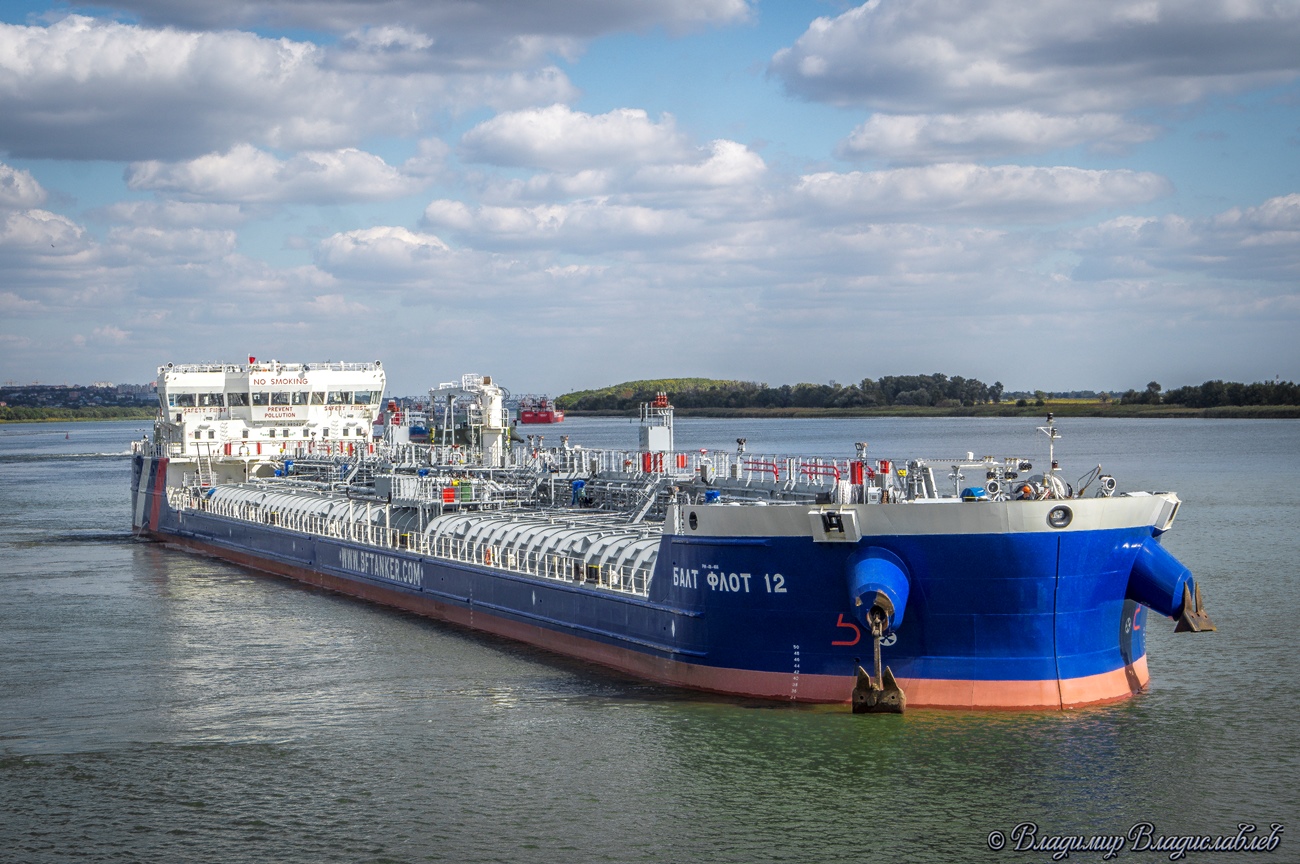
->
[1047,505,1073,529]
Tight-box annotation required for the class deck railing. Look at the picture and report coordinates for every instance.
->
[173,487,652,597]
[515,445,857,489]
[139,431,865,495]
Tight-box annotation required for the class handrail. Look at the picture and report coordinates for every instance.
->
[139,429,866,493]
[164,361,382,374]
[743,459,781,482]
[172,487,652,597]
[799,461,841,482]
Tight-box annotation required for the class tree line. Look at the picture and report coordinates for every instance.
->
[558,374,1300,412]
[1123,380,1300,407]
[559,374,1006,411]
[0,406,155,422]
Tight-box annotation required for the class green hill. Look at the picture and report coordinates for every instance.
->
[558,373,1002,412]
[557,378,753,412]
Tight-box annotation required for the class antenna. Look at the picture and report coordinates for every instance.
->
[1036,413,1060,484]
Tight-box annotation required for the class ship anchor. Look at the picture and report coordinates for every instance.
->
[1174,582,1216,633]
[852,606,906,714]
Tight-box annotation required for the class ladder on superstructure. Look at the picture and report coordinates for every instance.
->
[197,443,216,488]
[630,476,670,523]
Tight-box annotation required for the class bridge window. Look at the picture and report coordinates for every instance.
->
[227,392,249,407]
[292,391,308,405]
[271,391,290,405]
[353,391,371,404]
[169,392,196,407]
[252,392,269,406]
[198,393,223,407]
[328,391,352,405]
[310,392,325,405]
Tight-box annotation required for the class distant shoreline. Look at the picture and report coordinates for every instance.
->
[0,408,155,424]
[5,404,1297,425]
[564,403,1300,420]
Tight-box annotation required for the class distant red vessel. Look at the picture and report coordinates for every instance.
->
[518,395,564,424]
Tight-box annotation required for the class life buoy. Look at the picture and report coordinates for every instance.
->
[238,445,249,457]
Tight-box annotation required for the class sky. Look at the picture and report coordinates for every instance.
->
[1,0,1297,396]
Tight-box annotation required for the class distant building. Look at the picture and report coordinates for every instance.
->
[0,382,158,409]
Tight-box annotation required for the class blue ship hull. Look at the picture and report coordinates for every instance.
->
[132,454,1185,709]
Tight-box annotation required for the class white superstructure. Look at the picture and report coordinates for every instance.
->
[153,360,385,459]
[430,373,510,467]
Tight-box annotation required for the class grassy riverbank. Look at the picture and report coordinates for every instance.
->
[0,407,156,423]
[567,400,1300,420]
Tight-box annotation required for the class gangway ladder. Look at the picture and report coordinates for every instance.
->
[630,475,668,524]
[197,442,216,488]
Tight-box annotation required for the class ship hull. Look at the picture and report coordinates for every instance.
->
[132,455,1156,709]
[519,411,564,424]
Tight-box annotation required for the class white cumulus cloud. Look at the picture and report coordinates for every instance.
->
[0,292,44,316]
[771,0,1300,114]
[317,226,453,278]
[837,111,1161,163]
[105,226,238,262]
[632,140,767,189]
[97,0,752,65]
[126,145,420,204]
[0,16,576,161]
[0,209,86,251]
[460,105,692,170]
[92,325,131,345]
[1072,193,1300,283]
[793,164,1172,222]
[422,199,699,252]
[0,163,47,210]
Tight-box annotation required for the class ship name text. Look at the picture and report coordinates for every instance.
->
[339,547,422,586]
[681,564,788,594]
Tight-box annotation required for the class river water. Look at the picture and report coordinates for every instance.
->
[1,417,1296,863]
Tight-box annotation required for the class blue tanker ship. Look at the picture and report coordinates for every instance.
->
[131,363,1214,711]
